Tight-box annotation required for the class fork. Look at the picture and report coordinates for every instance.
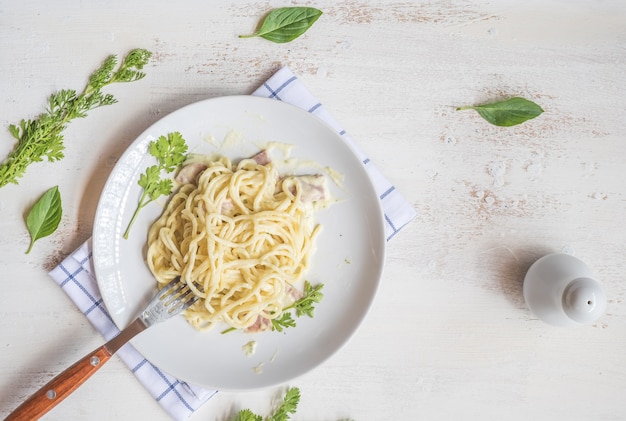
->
[5,277,197,421]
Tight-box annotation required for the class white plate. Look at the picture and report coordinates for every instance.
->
[92,95,386,390]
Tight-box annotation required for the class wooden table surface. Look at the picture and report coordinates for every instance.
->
[1,1,625,420]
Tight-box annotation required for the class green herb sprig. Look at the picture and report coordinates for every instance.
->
[234,387,301,421]
[0,49,152,188]
[123,132,188,239]
[271,281,324,332]
[240,7,323,43]
[457,97,544,127]
[25,186,62,254]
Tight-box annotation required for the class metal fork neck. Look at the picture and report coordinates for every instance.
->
[104,318,147,355]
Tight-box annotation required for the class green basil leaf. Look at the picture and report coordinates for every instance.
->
[240,7,323,43]
[25,186,62,253]
[458,97,544,127]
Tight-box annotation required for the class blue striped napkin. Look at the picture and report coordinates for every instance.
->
[48,67,416,420]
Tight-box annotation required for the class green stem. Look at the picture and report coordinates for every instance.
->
[123,192,148,239]
[25,239,35,254]
[221,327,237,334]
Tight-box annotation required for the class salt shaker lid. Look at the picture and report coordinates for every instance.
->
[562,277,607,323]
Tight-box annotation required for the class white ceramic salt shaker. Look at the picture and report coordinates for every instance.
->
[523,253,607,326]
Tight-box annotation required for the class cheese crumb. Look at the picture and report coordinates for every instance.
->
[253,362,264,374]
[242,340,257,357]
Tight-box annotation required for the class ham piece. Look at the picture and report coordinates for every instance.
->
[175,162,207,184]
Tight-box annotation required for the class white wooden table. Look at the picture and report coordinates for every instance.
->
[2,1,625,420]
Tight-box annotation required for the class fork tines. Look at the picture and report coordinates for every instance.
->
[157,277,198,313]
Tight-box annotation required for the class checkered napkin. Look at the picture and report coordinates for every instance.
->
[48,67,416,420]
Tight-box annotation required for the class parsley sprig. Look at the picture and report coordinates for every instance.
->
[122,132,188,239]
[234,387,301,421]
[0,49,152,188]
[271,281,324,332]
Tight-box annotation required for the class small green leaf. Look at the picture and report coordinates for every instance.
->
[25,186,62,253]
[292,281,323,318]
[8,124,20,139]
[457,97,544,127]
[233,409,262,421]
[240,7,323,43]
[235,387,300,421]
[150,132,188,172]
[271,312,296,332]
[268,387,300,421]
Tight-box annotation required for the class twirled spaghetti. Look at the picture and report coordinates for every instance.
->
[146,153,329,332]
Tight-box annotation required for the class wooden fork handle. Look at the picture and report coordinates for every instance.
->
[5,345,112,421]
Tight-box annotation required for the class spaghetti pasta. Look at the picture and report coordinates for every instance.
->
[146,153,329,332]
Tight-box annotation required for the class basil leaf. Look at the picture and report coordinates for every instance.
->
[25,186,62,253]
[457,97,544,127]
[240,7,322,43]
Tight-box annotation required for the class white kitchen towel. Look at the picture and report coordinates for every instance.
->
[253,67,416,240]
[48,67,417,420]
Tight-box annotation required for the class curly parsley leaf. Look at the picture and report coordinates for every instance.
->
[234,387,301,421]
[269,387,300,421]
[271,312,297,333]
[292,281,324,318]
[25,186,62,254]
[149,131,188,171]
[123,132,188,239]
[234,409,262,421]
[271,281,324,332]
[0,49,152,188]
